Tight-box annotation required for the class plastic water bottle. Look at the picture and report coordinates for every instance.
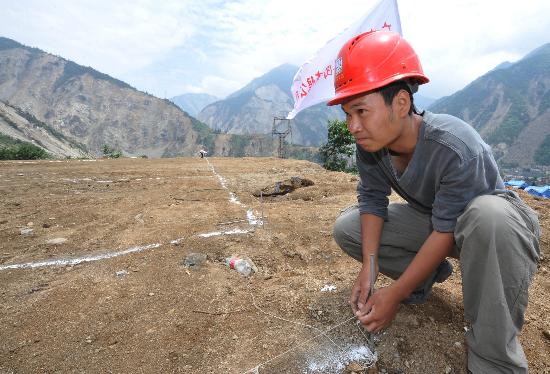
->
[225,256,254,276]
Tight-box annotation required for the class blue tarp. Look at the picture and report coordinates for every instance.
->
[504,180,528,189]
[525,185,550,198]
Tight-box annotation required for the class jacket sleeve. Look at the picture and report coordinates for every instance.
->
[356,146,392,219]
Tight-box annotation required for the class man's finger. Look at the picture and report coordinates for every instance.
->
[350,287,359,313]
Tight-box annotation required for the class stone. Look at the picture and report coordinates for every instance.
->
[252,176,314,197]
[20,228,33,236]
[345,362,363,373]
[183,253,207,269]
[46,238,67,245]
[543,329,550,341]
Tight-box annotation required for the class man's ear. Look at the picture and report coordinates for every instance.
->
[393,89,411,117]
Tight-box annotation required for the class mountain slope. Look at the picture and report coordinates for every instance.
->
[198,64,344,146]
[170,93,219,117]
[429,43,550,166]
[0,37,218,158]
[0,100,87,158]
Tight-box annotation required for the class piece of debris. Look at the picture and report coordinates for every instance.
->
[252,176,314,197]
[543,329,550,341]
[46,238,67,245]
[20,228,33,236]
[320,284,337,292]
[134,213,144,224]
[182,253,207,269]
[115,270,129,277]
[225,255,257,276]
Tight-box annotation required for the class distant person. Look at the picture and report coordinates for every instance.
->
[329,31,540,373]
[198,149,208,158]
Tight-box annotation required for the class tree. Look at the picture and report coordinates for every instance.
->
[102,144,122,158]
[319,119,356,172]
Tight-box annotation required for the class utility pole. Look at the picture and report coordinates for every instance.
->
[271,117,292,158]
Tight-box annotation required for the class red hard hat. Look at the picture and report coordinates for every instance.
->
[327,31,429,106]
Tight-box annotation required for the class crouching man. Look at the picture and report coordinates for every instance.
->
[329,31,540,373]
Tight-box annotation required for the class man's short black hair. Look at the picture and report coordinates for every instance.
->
[375,80,424,116]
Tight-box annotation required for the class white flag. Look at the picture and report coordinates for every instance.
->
[287,0,402,119]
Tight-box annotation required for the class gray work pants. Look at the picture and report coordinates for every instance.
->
[333,194,540,373]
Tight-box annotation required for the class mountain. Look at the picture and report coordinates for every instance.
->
[429,43,550,167]
[414,94,437,111]
[170,93,219,117]
[0,37,223,158]
[0,37,319,161]
[0,100,87,158]
[198,64,344,146]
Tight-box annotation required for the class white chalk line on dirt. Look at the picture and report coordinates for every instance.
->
[0,159,261,271]
[205,158,263,228]
[0,223,254,271]
[0,243,162,270]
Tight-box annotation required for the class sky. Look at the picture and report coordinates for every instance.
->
[1,0,549,101]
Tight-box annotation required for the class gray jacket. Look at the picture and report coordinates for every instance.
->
[356,111,506,232]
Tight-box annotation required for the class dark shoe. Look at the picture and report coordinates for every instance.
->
[402,260,453,305]
[434,259,453,283]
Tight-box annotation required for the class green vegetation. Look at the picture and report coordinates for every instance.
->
[286,146,322,163]
[191,119,216,153]
[534,134,550,165]
[0,133,50,160]
[319,119,356,172]
[102,144,122,158]
[228,134,248,157]
[487,99,529,144]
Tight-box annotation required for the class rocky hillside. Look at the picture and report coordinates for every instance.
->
[0,100,87,158]
[170,93,219,117]
[198,64,345,147]
[429,43,550,167]
[0,37,223,158]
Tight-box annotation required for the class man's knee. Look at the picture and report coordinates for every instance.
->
[456,195,508,245]
[332,207,362,261]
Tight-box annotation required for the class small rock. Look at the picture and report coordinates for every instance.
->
[543,329,550,341]
[148,292,155,296]
[20,228,34,236]
[444,365,452,374]
[429,316,435,323]
[454,341,462,348]
[46,238,67,245]
[183,253,207,269]
[115,270,129,277]
[346,362,363,373]
[42,223,51,228]
[27,222,34,227]
[134,213,144,224]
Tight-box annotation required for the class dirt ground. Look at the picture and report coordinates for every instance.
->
[0,157,548,374]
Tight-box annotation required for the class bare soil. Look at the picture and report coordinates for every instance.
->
[0,157,548,374]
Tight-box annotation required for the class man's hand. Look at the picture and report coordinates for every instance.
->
[350,262,379,314]
[355,285,401,333]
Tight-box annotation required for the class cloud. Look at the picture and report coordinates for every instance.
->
[1,0,549,100]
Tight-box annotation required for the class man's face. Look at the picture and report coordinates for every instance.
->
[341,92,400,153]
